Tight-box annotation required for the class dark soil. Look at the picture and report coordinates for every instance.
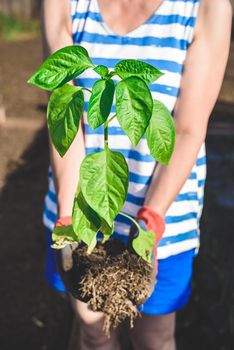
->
[0,36,234,350]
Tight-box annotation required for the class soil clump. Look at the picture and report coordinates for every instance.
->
[61,238,155,335]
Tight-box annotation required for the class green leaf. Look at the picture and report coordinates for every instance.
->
[87,79,115,129]
[114,59,163,84]
[146,99,175,165]
[28,45,94,90]
[116,76,153,146]
[87,236,97,254]
[93,65,109,78]
[80,148,129,227]
[132,228,156,263]
[47,84,84,157]
[73,190,102,230]
[72,190,101,252]
[51,225,78,249]
[100,220,114,242]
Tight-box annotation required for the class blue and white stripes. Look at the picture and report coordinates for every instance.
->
[43,0,205,259]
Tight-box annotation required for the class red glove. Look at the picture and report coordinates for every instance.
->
[55,216,72,227]
[136,206,165,275]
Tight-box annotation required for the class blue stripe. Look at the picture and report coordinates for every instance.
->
[86,147,155,162]
[91,57,183,74]
[198,179,205,187]
[150,83,179,96]
[47,190,56,202]
[196,155,206,166]
[72,11,101,22]
[145,14,196,27]
[126,193,145,206]
[126,191,198,206]
[188,172,196,180]
[129,172,151,185]
[175,192,198,202]
[116,211,197,226]
[129,171,196,184]
[198,197,204,206]
[158,229,198,247]
[85,124,124,135]
[74,32,189,50]
[165,212,197,224]
[83,101,116,113]
[78,78,179,97]
[111,228,198,248]
[72,12,196,28]
[44,207,57,223]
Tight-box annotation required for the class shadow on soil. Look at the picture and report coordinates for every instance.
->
[1,107,234,350]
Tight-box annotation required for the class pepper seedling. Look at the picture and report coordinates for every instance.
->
[28,45,175,263]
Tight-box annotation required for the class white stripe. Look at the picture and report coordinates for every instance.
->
[122,196,199,218]
[43,213,55,231]
[157,1,199,17]
[81,42,187,64]
[70,0,91,14]
[157,238,199,259]
[48,177,56,193]
[45,195,57,215]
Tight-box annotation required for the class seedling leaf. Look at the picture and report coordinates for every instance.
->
[73,189,114,247]
[146,99,175,164]
[100,220,114,242]
[116,76,153,146]
[72,190,101,252]
[114,59,163,84]
[93,65,109,78]
[88,79,115,129]
[28,45,94,91]
[132,228,156,263]
[47,84,84,157]
[80,148,129,227]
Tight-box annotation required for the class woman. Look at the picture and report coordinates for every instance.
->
[41,0,232,349]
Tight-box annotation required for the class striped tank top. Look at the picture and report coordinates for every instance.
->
[43,0,206,259]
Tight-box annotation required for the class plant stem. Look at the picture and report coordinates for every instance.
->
[119,212,141,231]
[104,121,108,148]
[107,114,116,125]
[82,87,92,94]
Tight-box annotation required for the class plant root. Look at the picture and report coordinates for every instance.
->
[73,239,155,336]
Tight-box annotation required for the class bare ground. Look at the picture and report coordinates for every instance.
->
[0,37,234,350]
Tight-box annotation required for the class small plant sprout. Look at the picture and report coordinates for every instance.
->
[28,45,175,264]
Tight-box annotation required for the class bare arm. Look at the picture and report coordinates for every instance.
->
[41,0,85,217]
[144,0,232,216]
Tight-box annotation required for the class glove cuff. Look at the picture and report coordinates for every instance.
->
[136,206,165,244]
[55,216,72,227]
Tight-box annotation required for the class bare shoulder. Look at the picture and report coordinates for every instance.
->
[199,0,232,16]
[195,0,232,40]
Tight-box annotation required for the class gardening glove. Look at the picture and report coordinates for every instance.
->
[131,206,165,276]
[55,216,75,272]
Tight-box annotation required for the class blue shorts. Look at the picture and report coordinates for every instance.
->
[45,229,196,315]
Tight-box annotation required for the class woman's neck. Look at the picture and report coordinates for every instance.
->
[97,0,164,36]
